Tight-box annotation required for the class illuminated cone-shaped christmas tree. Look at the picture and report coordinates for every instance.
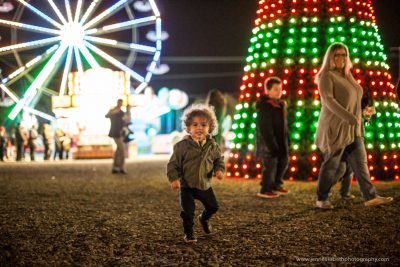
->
[226,0,400,181]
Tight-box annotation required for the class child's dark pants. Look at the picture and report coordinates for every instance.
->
[180,187,219,235]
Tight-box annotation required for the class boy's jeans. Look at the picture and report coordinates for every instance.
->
[260,154,289,193]
[317,137,376,201]
[180,187,219,235]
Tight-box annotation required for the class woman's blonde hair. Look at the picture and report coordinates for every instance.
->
[316,42,353,80]
[181,104,218,136]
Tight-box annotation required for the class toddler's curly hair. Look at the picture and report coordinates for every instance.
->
[181,104,218,136]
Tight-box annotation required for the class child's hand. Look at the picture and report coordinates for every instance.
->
[171,180,180,191]
[214,170,224,180]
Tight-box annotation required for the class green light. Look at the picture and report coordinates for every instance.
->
[273,39,278,44]
[266,33,272,38]
[253,113,257,118]
[235,143,242,149]
[234,114,241,120]
[295,122,301,128]
[244,103,249,108]
[286,48,293,54]
[301,48,306,53]
[313,100,320,106]
[312,27,317,33]
[296,111,302,117]
[299,58,305,64]
[289,18,296,24]
[288,38,294,44]
[274,29,280,34]
[264,42,270,47]
[302,28,307,33]
[248,144,254,150]
[242,113,248,119]
[314,111,320,117]
[236,104,243,110]
[289,28,295,34]
[238,133,243,139]
[272,48,277,54]
[312,38,317,43]
[311,144,317,150]
[293,133,300,140]
[249,133,254,139]
[302,37,307,43]
[251,123,256,129]
[232,124,238,129]
[240,123,245,129]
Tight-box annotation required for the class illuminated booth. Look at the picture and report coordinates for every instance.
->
[52,68,133,159]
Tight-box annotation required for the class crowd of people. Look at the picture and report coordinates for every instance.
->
[0,123,72,162]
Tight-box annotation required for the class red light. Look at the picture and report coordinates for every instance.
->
[234,164,238,169]
[394,165,399,170]
[257,174,262,179]
[311,156,317,161]
[368,154,373,160]
[312,167,318,173]
[244,174,249,179]
[291,155,297,161]
[297,90,303,96]
[257,82,263,87]
[383,155,388,160]
[260,72,265,77]
[256,163,261,169]
[299,79,304,84]
[256,93,261,98]
[284,69,290,74]
[395,175,400,181]
[248,83,253,88]
[314,90,319,95]
[282,90,287,95]
[229,153,234,158]
[246,155,251,160]
[355,68,361,73]
[308,177,313,181]
[290,166,297,172]
[369,165,374,171]
[250,73,255,78]
[300,69,305,74]
[234,153,239,159]
[283,79,288,85]
[384,166,388,171]
[370,176,375,181]
[289,176,294,181]
[393,154,398,159]
[227,172,231,177]
[268,69,274,74]
[243,164,248,170]
[234,172,240,177]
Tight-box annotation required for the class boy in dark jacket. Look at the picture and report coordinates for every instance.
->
[167,104,225,243]
[255,77,290,199]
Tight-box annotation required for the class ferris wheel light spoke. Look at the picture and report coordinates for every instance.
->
[23,107,55,122]
[0,19,60,35]
[84,36,157,54]
[46,0,68,25]
[64,0,74,22]
[16,0,62,29]
[77,44,100,68]
[73,46,84,74]
[3,45,59,85]
[74,0,84,23]
[156,18,162,50]
[59,46,74,96]
[148,0,160,17]
[135,82,148,94]
[86,16,156,35]
[85,41,144,83]
[0,84,19,103]
[83,0,133,30]
[0,36,61,55]
[80,0,102,25]
[8,45,68,120]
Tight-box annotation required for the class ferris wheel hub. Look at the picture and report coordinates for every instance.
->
[60,23,85,46]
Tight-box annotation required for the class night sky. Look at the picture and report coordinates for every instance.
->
[0,0,399,99]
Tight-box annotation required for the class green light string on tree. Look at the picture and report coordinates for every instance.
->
[226,0,400,181]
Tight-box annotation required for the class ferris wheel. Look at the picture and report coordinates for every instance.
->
[0,0,162,121]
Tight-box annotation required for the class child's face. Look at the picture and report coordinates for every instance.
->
[188,116,209,141]
[267,83,282,100]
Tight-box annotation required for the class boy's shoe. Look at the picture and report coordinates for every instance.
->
[198,215,212,234]
[111,168,120,174]
[316,200,334,209]
[364,196,393,207]
[257,192,279,199]
[340,194,356,200]
[273,188,290,195]
[184,234,197,243]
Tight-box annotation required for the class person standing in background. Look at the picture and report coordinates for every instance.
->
[28,125,38,161]
[205,89,227,147]
[42,123,53,160]
[105,99,127,174]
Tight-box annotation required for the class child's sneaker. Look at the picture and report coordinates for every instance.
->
[340,194,355,200]
[198,215,212,234]
[184,233,197,243]
[257,192,279,199]
[273,187,290,195]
